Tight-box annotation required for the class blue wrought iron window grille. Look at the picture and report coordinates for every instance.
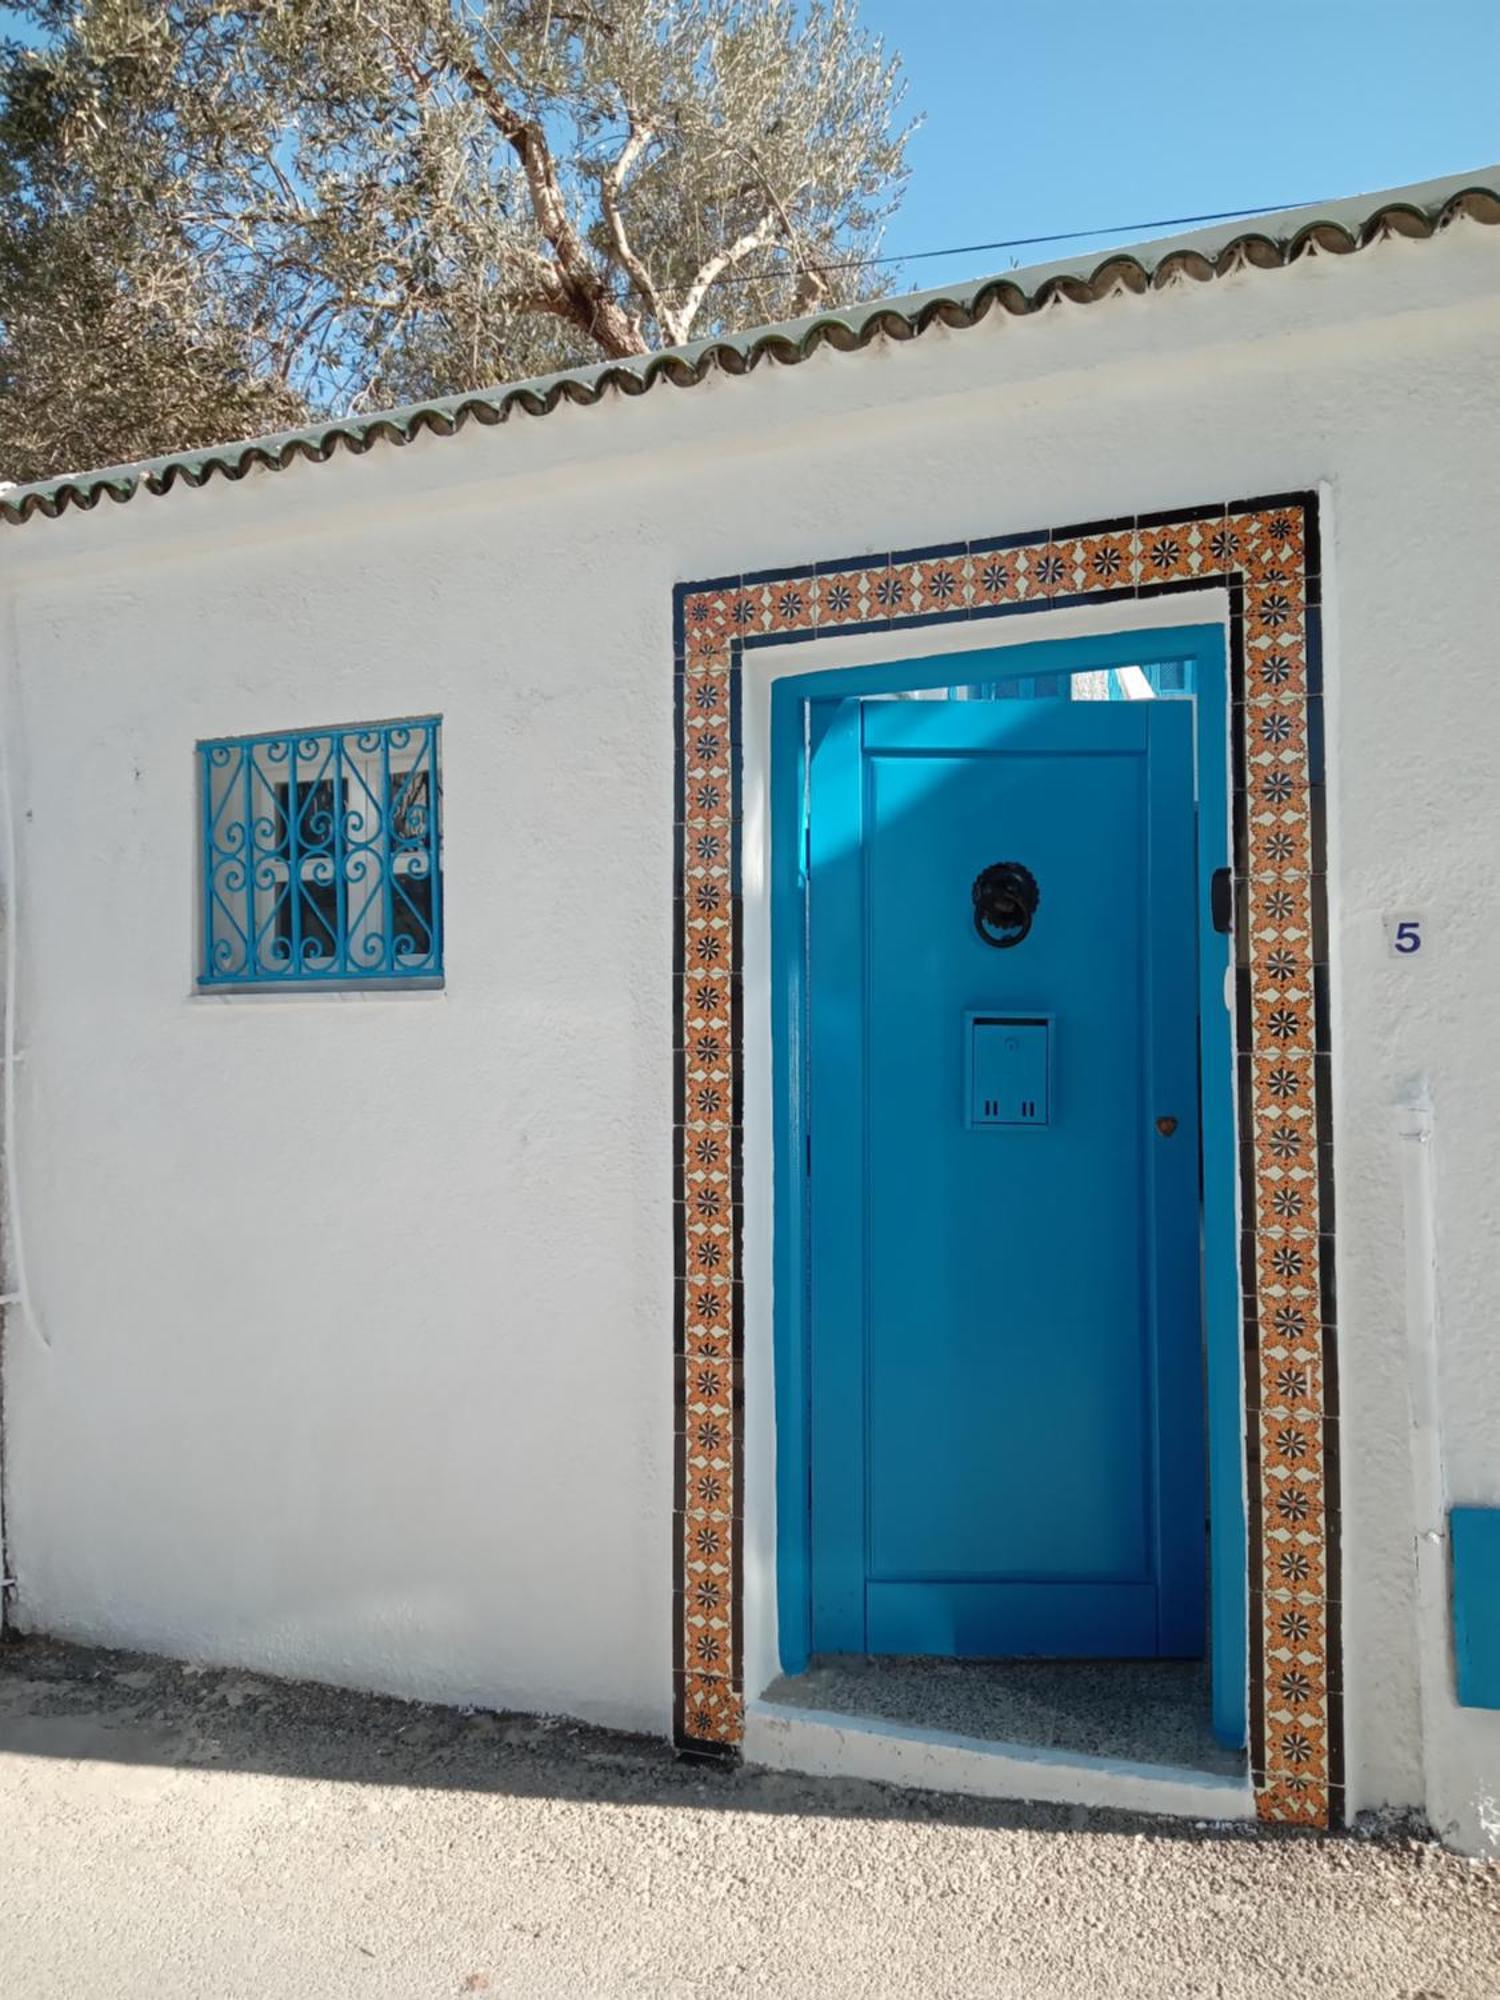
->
[198,716,443,988]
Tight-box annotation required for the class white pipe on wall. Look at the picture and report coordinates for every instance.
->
[0,591,47,1626]
[0,628,42,1355]
[1395,1080,1453,1838]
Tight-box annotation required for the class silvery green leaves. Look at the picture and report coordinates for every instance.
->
[0,0,910,481]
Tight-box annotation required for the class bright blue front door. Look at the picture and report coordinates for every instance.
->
[807,694,1205,1658]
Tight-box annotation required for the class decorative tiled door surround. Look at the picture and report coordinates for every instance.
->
[672,492,1339,1827]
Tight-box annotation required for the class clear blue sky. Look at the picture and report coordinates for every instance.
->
[3,0,1495,302]
[857,0,1500,292]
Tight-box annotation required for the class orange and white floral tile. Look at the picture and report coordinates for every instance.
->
[680,1676,743,1743]
[969,547,1027,607]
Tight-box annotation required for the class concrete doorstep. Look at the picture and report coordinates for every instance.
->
[750,1654,1253,1820]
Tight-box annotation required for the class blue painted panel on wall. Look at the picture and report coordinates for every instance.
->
[1452,1507,1500,1709]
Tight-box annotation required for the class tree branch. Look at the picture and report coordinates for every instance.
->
[673,145,825,340]
[672,211,781,342]
[428,26,645,358]
[758,179,828,315]
[598,106,673,339]
[788,259,830,318]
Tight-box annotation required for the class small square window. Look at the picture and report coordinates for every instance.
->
[198,717,442,988]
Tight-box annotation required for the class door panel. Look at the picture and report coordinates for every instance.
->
[807,693,1204,1659]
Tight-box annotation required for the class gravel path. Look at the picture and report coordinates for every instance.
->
[0,1638,1495,1999]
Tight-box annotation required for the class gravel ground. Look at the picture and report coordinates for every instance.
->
[0,1637,1495,2000]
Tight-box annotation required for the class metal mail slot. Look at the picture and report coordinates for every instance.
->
[967,1014,1050,1127]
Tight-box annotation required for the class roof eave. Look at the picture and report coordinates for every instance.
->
[4,171,1497,531]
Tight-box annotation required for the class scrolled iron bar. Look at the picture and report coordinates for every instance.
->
[285,734,302,973]
[341,738,389,972]
[249,745,292,973]
[379,725,394,977]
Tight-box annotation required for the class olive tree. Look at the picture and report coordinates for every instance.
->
[0,0,909,481]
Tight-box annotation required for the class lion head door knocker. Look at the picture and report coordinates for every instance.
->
[971,861,1040,949]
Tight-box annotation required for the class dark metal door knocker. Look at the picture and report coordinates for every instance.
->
[971,862,1040,949]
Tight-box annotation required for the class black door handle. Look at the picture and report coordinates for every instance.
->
[1211,867,1233,935]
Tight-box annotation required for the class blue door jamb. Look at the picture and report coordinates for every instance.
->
[1191,625,1244,1750]
[770,622,1245,1750]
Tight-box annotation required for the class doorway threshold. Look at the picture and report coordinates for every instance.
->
[745,1657,1252,1822]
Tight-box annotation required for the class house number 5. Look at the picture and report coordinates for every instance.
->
[1386,913,1426,958]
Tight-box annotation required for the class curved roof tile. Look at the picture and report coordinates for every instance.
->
[4,180,1497,530]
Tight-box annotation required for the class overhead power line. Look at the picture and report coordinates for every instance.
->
[689,198,1331,293]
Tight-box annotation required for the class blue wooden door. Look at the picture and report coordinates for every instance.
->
[807,694,1204,1658]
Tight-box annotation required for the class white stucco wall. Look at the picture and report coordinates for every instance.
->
[0,211,1497,1844]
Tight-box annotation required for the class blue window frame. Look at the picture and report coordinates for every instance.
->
[198,715,443,988]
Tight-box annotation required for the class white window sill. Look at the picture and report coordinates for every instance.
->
[191,980,445,1005]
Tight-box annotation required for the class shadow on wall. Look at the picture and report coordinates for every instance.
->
[0,1637,1296,1846]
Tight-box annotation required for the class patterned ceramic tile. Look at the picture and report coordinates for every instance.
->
[678,1673,743,1745]
[1246,648,1308,698]
[673,492,1338,1827]
[1139,525,1201,583]
[1069,530,1137,593]
[1258,1347,1328,1422]
[1255,1775,1332,1823]
[761,578,816,635]
[907,556,966,615]
[961,549,1015,607]
[863,561,916,620]
[812,568,875,628]
[1031,542,1069,598]
[1261,1412,1325,1475]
